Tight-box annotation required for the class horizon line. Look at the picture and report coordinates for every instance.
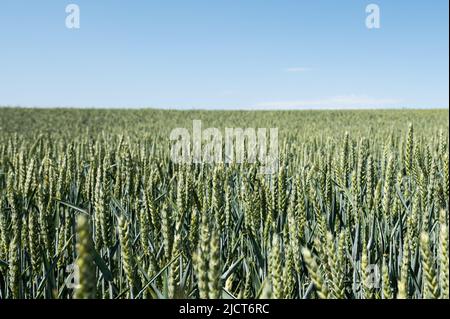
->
[1,105,449,111]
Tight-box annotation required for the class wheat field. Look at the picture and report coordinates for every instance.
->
[0,108,448,299]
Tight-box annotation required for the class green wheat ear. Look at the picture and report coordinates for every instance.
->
[74,214,96,299]
[381,257,393,299]
[270,234,283,299]
[420,232,439,299]
[326,232,345,299]
[118,216,138,298]
[302,247,328,299]
[208,229,221,299]
[397,236,410,299]
[439,210,449,299]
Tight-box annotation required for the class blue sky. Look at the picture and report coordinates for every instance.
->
[0,0,448,109]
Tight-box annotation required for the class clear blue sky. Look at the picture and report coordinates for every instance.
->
[0,0,448,109]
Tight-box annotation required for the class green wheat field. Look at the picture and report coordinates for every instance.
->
[0,107,448,299]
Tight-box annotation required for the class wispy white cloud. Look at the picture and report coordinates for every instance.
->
[285,67,310,73]
[254,95,403,110]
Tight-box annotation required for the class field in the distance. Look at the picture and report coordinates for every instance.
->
[0,108,448,299]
